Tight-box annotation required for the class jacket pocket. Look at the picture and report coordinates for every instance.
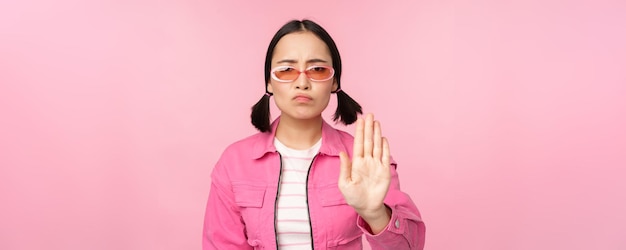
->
[318,183,363,249]
[326,233,363,249]
[318,183,347,207]
[232,182,266,245]
[232,182,266,208]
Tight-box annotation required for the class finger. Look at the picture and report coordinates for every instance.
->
[382,137,391,169]
[353,117,364,158]
[363,113,374,157]
[338,151,352,184]
[373,120,383,160]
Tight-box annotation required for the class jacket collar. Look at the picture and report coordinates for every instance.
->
[252,116,349,159]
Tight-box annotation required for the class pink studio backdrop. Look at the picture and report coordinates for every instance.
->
[1,0,625,249]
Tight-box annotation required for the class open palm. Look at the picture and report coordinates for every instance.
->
[339,114,391,216]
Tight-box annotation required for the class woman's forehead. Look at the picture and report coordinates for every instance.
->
[272,32,332,63]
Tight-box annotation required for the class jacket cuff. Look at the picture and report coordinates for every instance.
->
[356,204,405,238]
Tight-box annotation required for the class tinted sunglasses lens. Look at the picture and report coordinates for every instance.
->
[307,66,333,81]
[273,67,299,81]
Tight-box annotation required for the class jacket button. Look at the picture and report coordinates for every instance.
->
[394,219,400,228]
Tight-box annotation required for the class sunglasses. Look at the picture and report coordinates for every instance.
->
[270,65,335,83]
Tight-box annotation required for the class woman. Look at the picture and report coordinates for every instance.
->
[203,19,425,249]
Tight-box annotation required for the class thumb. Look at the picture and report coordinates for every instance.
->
[339,151,352,184]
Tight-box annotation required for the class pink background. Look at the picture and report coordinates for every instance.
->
[1,0,625,249]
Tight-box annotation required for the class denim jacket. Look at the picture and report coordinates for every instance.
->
[203,118,425,249]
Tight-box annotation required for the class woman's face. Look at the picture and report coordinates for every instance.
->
[267,31,338,122]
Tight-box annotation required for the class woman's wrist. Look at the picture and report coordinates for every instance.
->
[358,205,392,234]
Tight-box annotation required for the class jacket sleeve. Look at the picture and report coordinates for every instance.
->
[356,163,426,250]
[202,157,253,250]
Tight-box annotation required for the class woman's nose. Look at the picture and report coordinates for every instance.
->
[294,72,310,89]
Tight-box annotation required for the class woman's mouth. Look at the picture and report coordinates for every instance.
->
[293,94,312,102]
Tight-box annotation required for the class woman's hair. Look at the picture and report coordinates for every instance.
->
[251,19,363,132]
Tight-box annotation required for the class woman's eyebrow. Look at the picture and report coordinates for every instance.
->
[275,59,297,64]
[275,58,329,64]
[307,58,328,63]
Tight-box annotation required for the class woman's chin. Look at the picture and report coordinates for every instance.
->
[281,111,323,121]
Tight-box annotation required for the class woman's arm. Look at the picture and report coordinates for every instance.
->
[338,114,426,249]
[202,161,252,250]
[359,163,426,249]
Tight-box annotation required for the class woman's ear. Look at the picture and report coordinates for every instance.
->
[267,82,273,94]
[332,79,338,92]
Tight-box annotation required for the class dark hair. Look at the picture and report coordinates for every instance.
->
[251,19,362,132]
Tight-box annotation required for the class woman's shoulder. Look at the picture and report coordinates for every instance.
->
[219,130,271,156]
[325,124,355,143]
[334,128,354,140]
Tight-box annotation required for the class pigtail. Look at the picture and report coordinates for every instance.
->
[251,93,272,132]
[332,89,362,125]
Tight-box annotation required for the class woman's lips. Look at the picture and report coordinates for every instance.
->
[293,94,312,102]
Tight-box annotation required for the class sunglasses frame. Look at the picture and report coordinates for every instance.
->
[270,65,335,83]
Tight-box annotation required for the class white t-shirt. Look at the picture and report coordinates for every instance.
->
[274,138,322,250]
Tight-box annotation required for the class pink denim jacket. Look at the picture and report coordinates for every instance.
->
[203,118,425,249]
